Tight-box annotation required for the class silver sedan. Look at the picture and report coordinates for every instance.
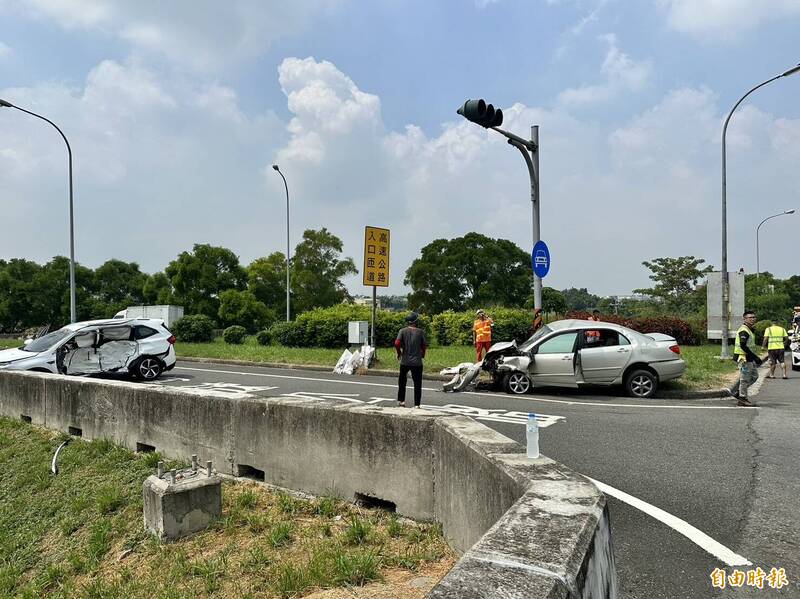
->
[480,319,686,398]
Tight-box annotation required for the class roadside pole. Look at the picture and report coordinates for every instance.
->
[371,285,376,348]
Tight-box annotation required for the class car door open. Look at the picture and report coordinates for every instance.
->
[63,330,101,374]
[530,332,579,387]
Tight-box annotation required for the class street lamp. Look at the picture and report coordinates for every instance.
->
[719,63,800,358]
[456,99,543,310]
[756,209,795,277]
[0,98,77,323]
[272,164,291,322]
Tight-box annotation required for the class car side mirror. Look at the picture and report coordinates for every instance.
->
[23,338,32,347]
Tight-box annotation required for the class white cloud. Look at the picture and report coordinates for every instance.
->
[1,0,340,70]
[2,55,798,296]
[658,0,800,40]
[557,34,652,107]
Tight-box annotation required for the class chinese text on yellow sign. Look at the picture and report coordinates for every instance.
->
[363,226,390,287]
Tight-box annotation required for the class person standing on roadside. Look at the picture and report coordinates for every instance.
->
[395,312,428,408]
[473,309,494,362]
[762,319,789,379]
[734,310,763,406]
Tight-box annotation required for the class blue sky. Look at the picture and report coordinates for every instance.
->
[1,0,799,297]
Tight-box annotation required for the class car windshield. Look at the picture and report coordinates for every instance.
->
[518,325,553,352]
[21,328,72,353]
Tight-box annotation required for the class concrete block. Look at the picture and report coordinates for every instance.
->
[143,467,221,541]
[434,417,523,553]
[0,370,47,425]
[237,398,438,519]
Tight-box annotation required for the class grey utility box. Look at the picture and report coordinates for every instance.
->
[348,320,369,345]
[143,463,221,542]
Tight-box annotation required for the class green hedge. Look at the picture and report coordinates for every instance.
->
[266,305,431,348]
[172,314,216,343]
[431,308,534,346]
[223,325,247,345]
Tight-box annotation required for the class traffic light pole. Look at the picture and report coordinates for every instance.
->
[493,125,541,310]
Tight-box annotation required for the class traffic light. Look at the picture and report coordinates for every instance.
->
[456,99,503,128]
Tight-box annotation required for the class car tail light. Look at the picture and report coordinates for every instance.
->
[167,335,176,345]
[669,345,681,355]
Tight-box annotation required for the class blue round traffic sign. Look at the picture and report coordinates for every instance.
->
[532,240,550,278]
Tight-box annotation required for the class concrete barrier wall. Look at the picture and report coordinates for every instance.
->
[0,371,617,598]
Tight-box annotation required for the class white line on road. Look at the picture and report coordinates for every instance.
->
[174,365,749,410]
[586,476,752,567]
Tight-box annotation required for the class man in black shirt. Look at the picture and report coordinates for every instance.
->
[395,312,428,408]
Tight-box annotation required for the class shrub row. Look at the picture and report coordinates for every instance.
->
[565,311,699,345]
[431,308,536,346]
[249,305,431,348]
[174,306,703,347]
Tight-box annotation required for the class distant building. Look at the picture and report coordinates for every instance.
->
[353,297,381,308]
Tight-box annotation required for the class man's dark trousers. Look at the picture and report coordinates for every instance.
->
[398,364,423,406]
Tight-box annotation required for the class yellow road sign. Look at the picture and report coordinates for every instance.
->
[363,226,390,287]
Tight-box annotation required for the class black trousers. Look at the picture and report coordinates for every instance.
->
[398,364,423,406]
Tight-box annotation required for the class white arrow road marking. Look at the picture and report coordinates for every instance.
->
[586,476,752,567]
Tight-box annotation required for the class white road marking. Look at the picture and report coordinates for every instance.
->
[366,398,564,428]
[586,476,752,567]
[155,380,278,399]
[174,365,746,410]
[282,391,363,404]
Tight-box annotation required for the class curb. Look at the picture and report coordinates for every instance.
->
[178,356,450,382]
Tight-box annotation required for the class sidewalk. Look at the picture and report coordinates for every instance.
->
[729,368,800,595]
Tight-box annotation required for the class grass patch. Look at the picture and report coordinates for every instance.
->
[0,416,455,596]
[661,345,739,390]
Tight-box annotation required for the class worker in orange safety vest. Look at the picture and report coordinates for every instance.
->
[473,309,494,362]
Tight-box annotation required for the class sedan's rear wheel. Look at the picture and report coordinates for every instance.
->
[135,357,163,381]
[504,372,531,395]
[625,369,657,398]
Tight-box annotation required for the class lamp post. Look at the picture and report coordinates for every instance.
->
[719,63,800,358]
[756,209,795,277]
[0,98,77,323]
[272,164,291,322]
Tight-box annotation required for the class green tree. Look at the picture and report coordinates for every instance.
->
[218,289,276,332]
[247,253,287,316]
[90,259,147,318]
[0,259,41,331]
[143,272,174,305]
[634,256,712,314]
[405,233,532,314]
[290,228,357,315]
[745,273,791,323]
[561,287,601,311]
[165,244,247,320]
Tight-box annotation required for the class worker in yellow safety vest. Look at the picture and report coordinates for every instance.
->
[473,310,494,362]
[733,310,763,406]
[761,319,789,380]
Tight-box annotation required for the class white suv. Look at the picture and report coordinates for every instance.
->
[0,318,177,380]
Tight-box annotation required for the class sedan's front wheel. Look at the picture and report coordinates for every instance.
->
[133,357,163,381]
[625,369,658,398]
[504,372,531,395]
